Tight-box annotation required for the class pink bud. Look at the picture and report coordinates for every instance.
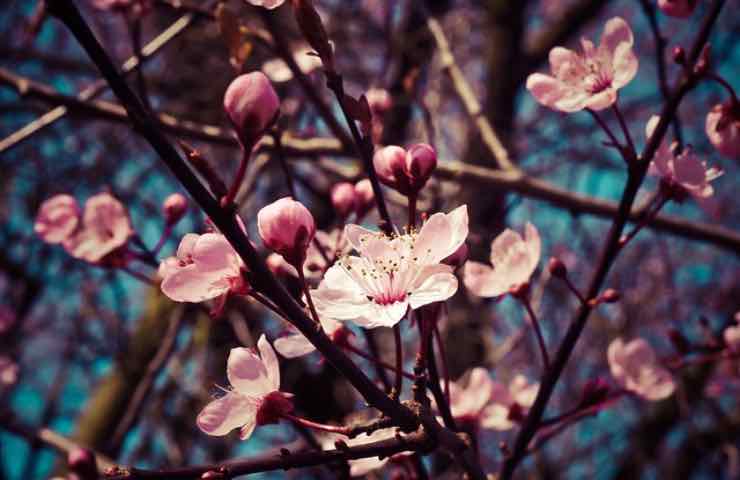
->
[548,257,567,278]
[330,182,357,218]
[706,101,740,159]
[34,194,80,244]
[353,179,375,217]
[258,197,316,267]
[657,0,696,18]
[405,143,437,191]
[365,87,392,114]
[68,448,97,480]
[373,145,407,192]
[162,193,188,225]
[223,72,280,146]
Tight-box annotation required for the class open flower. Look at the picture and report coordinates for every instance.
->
[197,335,292,440]
[319,427,410,477]
[311,205,468,328]
[608,338,675,401]
[463,223,541,298]
[526,17,637,112]
[159,233,246,303]
[35,194,80,244]
[647,115,723,203]
[705,101,740,159]
[63,193,133,264]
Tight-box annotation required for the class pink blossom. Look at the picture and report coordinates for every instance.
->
[244,0,286,9]
[657,0,697,17]
[647,115,723,202]
[159,233,246,303]
[0,356,18,387]
[724,324,740,352]
[353,179,375,218]
[197,335,292,440]
[526,17,638,112]
[261,46,322,82]
[330,182,357,218]
[258,197,316,267]
[447,367,495,424]
[705,101,740,159]
[311,206,468,328]
[373,144,437,195]
[273,313,345,358]
[91,0,151,14]
[34,194,80,244]
[223,72,280,146]
[480,374,539,431]
[319,427,410,477]
[63,193,133,263]
[162,193,188,225]
[366,87,392,115]
[608,338,675,401]
[463,223,541,298]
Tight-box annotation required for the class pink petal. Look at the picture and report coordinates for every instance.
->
[197,393,256,437]
[611,42,638,89]
[582,88,617,111]
[274,333,316,358]
[414,205,468,264]
[227,347,273,397]
[160,266,231,302]
[480,403,514,431]
[408,265,458,309]
[526,73,574,111]
[548,46,581,77]
[600,17,634,56]
[257,334,280,392]
[463,261,510,298]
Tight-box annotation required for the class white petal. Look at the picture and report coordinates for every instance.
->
[197,393,256,437]
[227,347,273,397]
[258,334,280,391]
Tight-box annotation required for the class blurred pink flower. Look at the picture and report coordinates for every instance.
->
[526,17,637,112]
[162,193,188,225]
[608,338,675,401]
[647,115,723,203]
[258,197,316,268]
[273,312,345,358]
[657,0,697,17]
[35,194,80,244]
[724,324,740,352]
[245,0,286,9]
[159,233,246,303]
[330,182,358,218]
[63,193,133,263]
[0,356,18,387]
[463,223,541,298]
[319,427,409,477]
[224,72,280,146]
[705,101,740,159]
[366,87,392,115]
[261,46,322,82]
[353,179,375,218]
[312,206,468,328]
[197,335,291,440]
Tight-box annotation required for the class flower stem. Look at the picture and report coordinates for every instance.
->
[619,191,669,247]
[433,317,451,401]
[297,268,321,324]
[282,413,350,436]
[408,192,417,231]
[392,323,404,399]
[612,102,636,158]
[519,296,550,371]
[222,146,250,207]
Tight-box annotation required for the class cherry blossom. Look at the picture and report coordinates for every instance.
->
[373,144,437,196]
[526,17,638,112]
[273,313,346,358]
[34,194,80,244]
[463,223,541,298]
[197,335,292,440]
[258,197,316,268]
[646,115,723,202]
[261,46,323,83]
[223,72,280,146]
[657,0,697,17]
[724,324,740,352]
[353,179,375,218]
[162,193,188,225]
[330,182,358,218]
[0,356,18,387]
[319,427,410,477]
[705,101,740,159]
[447,367,495,425]
[311,206,468,328]
[607,338,675,401]
[244,0,286,10]
[63,193,133,264]
[159,233,246,303]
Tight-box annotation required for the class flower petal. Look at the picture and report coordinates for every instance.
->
[463,261,510,298]
[258,334,280,392]
[197,392,256,437]
[274,333,316,358]
[227,347,273,397]
[408,265,458,309]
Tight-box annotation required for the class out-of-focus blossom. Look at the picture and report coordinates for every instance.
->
[447,367,495,425]
[366,87,392,115]
[657,0,697,17]
[724,323,740,352]
[91,0,151,15]
[197,335,291,440]
[0,356,18,386]
[63,193,133,264]
[463,223,541,298]
[353,179,375,218]
[705,101,740,159]
[647,115,723,203]
[159,233,246,303]
[319,427,410,477]
[312,206,468,328]
[245,0,286,9]
[35,194,80,244]
[0,307,14,334]
[258,197,316,267]
[608,338,675,401]
[274,311,347,358]
[526,17,637,112]
[373,144,437,195]
[163,193,188,225]
[261,46,322,82]
[224,72,280,146]
[330,182,357,218]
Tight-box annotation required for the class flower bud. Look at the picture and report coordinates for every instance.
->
[599,288,620,304]
[258,197,316,267]
[68,448,97,480]
[672,46,686,65]
[405,143,437,192]
[657,0,696,18]
[353,179,375,217]
[330,182,357,218]
[548,257,567,278]
[373,145,407,190]
[162,193,188,225]
[223,72,280,147]
[366,87,392,115]
[34,194,80,244]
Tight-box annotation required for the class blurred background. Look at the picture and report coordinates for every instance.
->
[1,0,739,478]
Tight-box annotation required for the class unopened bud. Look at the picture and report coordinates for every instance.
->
[330,182,357,218]
[600,288,620,303]
[672,46,686,65]
[548,257,567,278]
[68,448,97,480]
[257,197,316,268]
[223,72,280,147]
[353,179,374,218]
[163,193,188,225]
